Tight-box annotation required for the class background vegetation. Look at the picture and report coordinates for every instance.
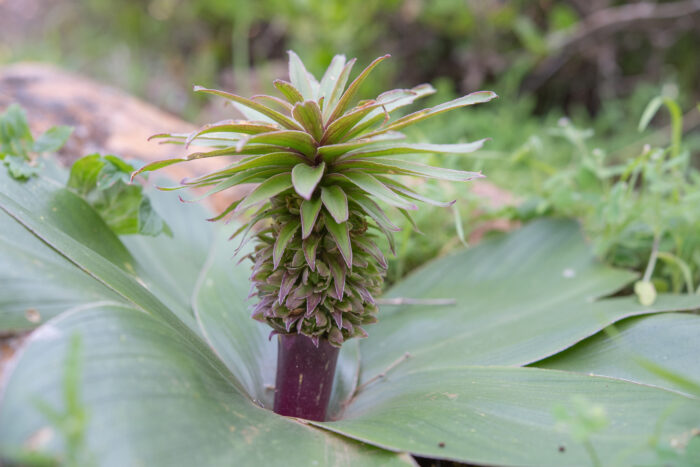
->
[2,0,699,292]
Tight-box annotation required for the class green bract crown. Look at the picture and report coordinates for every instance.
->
[134,51,497,346]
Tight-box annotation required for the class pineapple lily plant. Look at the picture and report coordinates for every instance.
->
[0,54,699,466]
[132,52,495,420]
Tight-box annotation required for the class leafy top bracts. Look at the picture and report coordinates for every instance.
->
[134,51,496,346]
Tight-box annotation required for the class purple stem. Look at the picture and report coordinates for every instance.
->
[273,334,340,421]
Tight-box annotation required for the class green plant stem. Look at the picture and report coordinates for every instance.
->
[656,251,694,294]
[642,235,660,282]
[583,440,602,467]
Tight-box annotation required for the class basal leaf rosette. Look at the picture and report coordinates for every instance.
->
[133,51,497,346]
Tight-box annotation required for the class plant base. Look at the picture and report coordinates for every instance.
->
[273,334,340,421]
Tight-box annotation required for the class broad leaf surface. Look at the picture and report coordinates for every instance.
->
[0,172,212,329]
[0,171,131,329]
[358,219,700,380]
[317,366,700,466]
[537,312,700,396]
[0,208,121,330]
[0,305,411,467]
[0,188,232,389]
[3,164,700,467]
[120,185,214,319]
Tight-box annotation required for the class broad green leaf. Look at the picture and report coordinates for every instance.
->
[328,55,390,123]
[0,171,133,270]
[292,162,325,200]
[287,50,316,101]
[0,206,121,331]
[273,80,304,105]
[292,101,324,141]
[120,185,214,317]
[324,214,352,268]
[319,55,347,106]
[0,188,235,390]
[300,197,322,239]
[33,126,73,153]
[236,173,293,212]
[194,86,303,131]
[366,91,498,136]
[273,219,300,269]
[321,185,349,223]
[0,305,411,466]
[358,219,700,380]
[537,313,700,397]
[334,172,417,210]
[0,170,200,330]
[316,366,700,466]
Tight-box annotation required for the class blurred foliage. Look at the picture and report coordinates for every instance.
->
[0,104,72,180]
[3,334,92,467]
[387,81,700,297]
[3,0,698,119]
[67,154,172,237]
